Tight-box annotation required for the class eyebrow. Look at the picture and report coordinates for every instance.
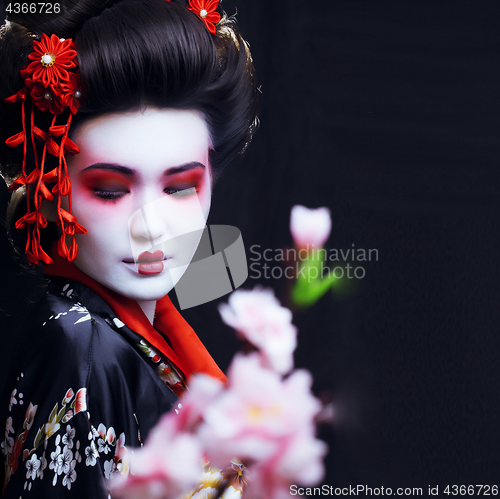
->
[80,161,206,175]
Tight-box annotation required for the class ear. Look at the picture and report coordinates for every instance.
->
[41,197,58,223]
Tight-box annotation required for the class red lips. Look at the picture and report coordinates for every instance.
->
[136,250,165,275]
[137,250,164,263]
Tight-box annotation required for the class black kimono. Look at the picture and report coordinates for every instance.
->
[1,278,183,498]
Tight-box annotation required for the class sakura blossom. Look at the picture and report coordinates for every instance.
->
[167,374,224,433]
[49,445,61,474]
[56,445,74,476]
[25,453,41,480]
[62,425,75,449]
[84,441,99,467]
[243,425,327,499]
[290,205,332,251]
[111,267,327,499]
[37,453,47,479]
[110,416,202,499]
[219,287,297,374]
[62,459,77,489]
[103,458,116,479]
[199,354,323,470]
[97,437,110,455]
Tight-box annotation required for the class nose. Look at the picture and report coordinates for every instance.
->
[129,198,168,245]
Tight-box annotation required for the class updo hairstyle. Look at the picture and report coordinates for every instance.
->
[0,0,258,183]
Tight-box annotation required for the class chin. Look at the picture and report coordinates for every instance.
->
[78,262,189,302]
[116,280,175,302]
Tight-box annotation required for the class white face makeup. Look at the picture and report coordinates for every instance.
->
[65,107,212,305]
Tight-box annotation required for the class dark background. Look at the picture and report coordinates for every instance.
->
[2,0,500,491]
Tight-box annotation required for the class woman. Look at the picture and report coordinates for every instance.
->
[0,0,257,496]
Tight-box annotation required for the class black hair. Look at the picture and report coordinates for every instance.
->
[0,0,258,181]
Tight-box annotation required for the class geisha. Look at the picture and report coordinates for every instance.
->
[0,0,257,496]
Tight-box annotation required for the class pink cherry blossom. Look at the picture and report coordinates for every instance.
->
[110,416,203,499]
[199,354,322,469]
[290,205,332,250]
[168,374,224,433]
[219,287,297,374]
[244,428,327,499]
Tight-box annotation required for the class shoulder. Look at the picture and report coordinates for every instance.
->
[13,278,179,422]
[0,280,177,498]
[4,281,149,418]
[19,281,134,367]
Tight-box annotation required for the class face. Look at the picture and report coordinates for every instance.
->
[65,107,212,302]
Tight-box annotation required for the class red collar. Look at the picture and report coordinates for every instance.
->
[44,251,226,384]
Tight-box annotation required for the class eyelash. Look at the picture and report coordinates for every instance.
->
[93,190,127,200]
[164,185,198,197]
[92,185,198,201]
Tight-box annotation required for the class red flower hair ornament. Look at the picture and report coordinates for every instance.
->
[4,2,219,265]
[165,0,221,34]
[187,0,221,35]
[5,33,84,265]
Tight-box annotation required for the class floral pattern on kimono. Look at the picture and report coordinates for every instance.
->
[1,279,181,498]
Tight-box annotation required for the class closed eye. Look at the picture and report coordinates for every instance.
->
[164,186,197,197]
[93,189,129,200]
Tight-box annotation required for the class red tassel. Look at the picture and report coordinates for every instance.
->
[59,176,71,196]
[5,131,25,147]
[39,182,54,201]
[64,138,80,155]
[8,175,27,191]
[59,209,77,224]
[33,127,48,142]
[48,125,67,136]
[25,169,39,184]
[36,212,47,228]
[39,247,54,265]
[47,137,59,157]
[4,88,26,103]
[30,239,41,260]
[42,168,58,183]
[8,38,84,266]
[65,221,87,235]
[57,235,69,259]
[15,212,37,230]
[75,222,87,235]
[68,237,78,261]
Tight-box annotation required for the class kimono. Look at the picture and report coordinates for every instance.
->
[1,277,187,498]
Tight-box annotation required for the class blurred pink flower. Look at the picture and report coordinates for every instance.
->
[219,287,297,374]
[290,205,332,250]
[110,415,203,499]
[244,428,327,499]
[199,354,323,469]
[171,374,225,433]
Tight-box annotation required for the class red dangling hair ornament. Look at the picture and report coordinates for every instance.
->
[5,2,220,265]
[4,33,86,265]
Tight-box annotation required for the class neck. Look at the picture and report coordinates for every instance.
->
[137,300,157,324]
